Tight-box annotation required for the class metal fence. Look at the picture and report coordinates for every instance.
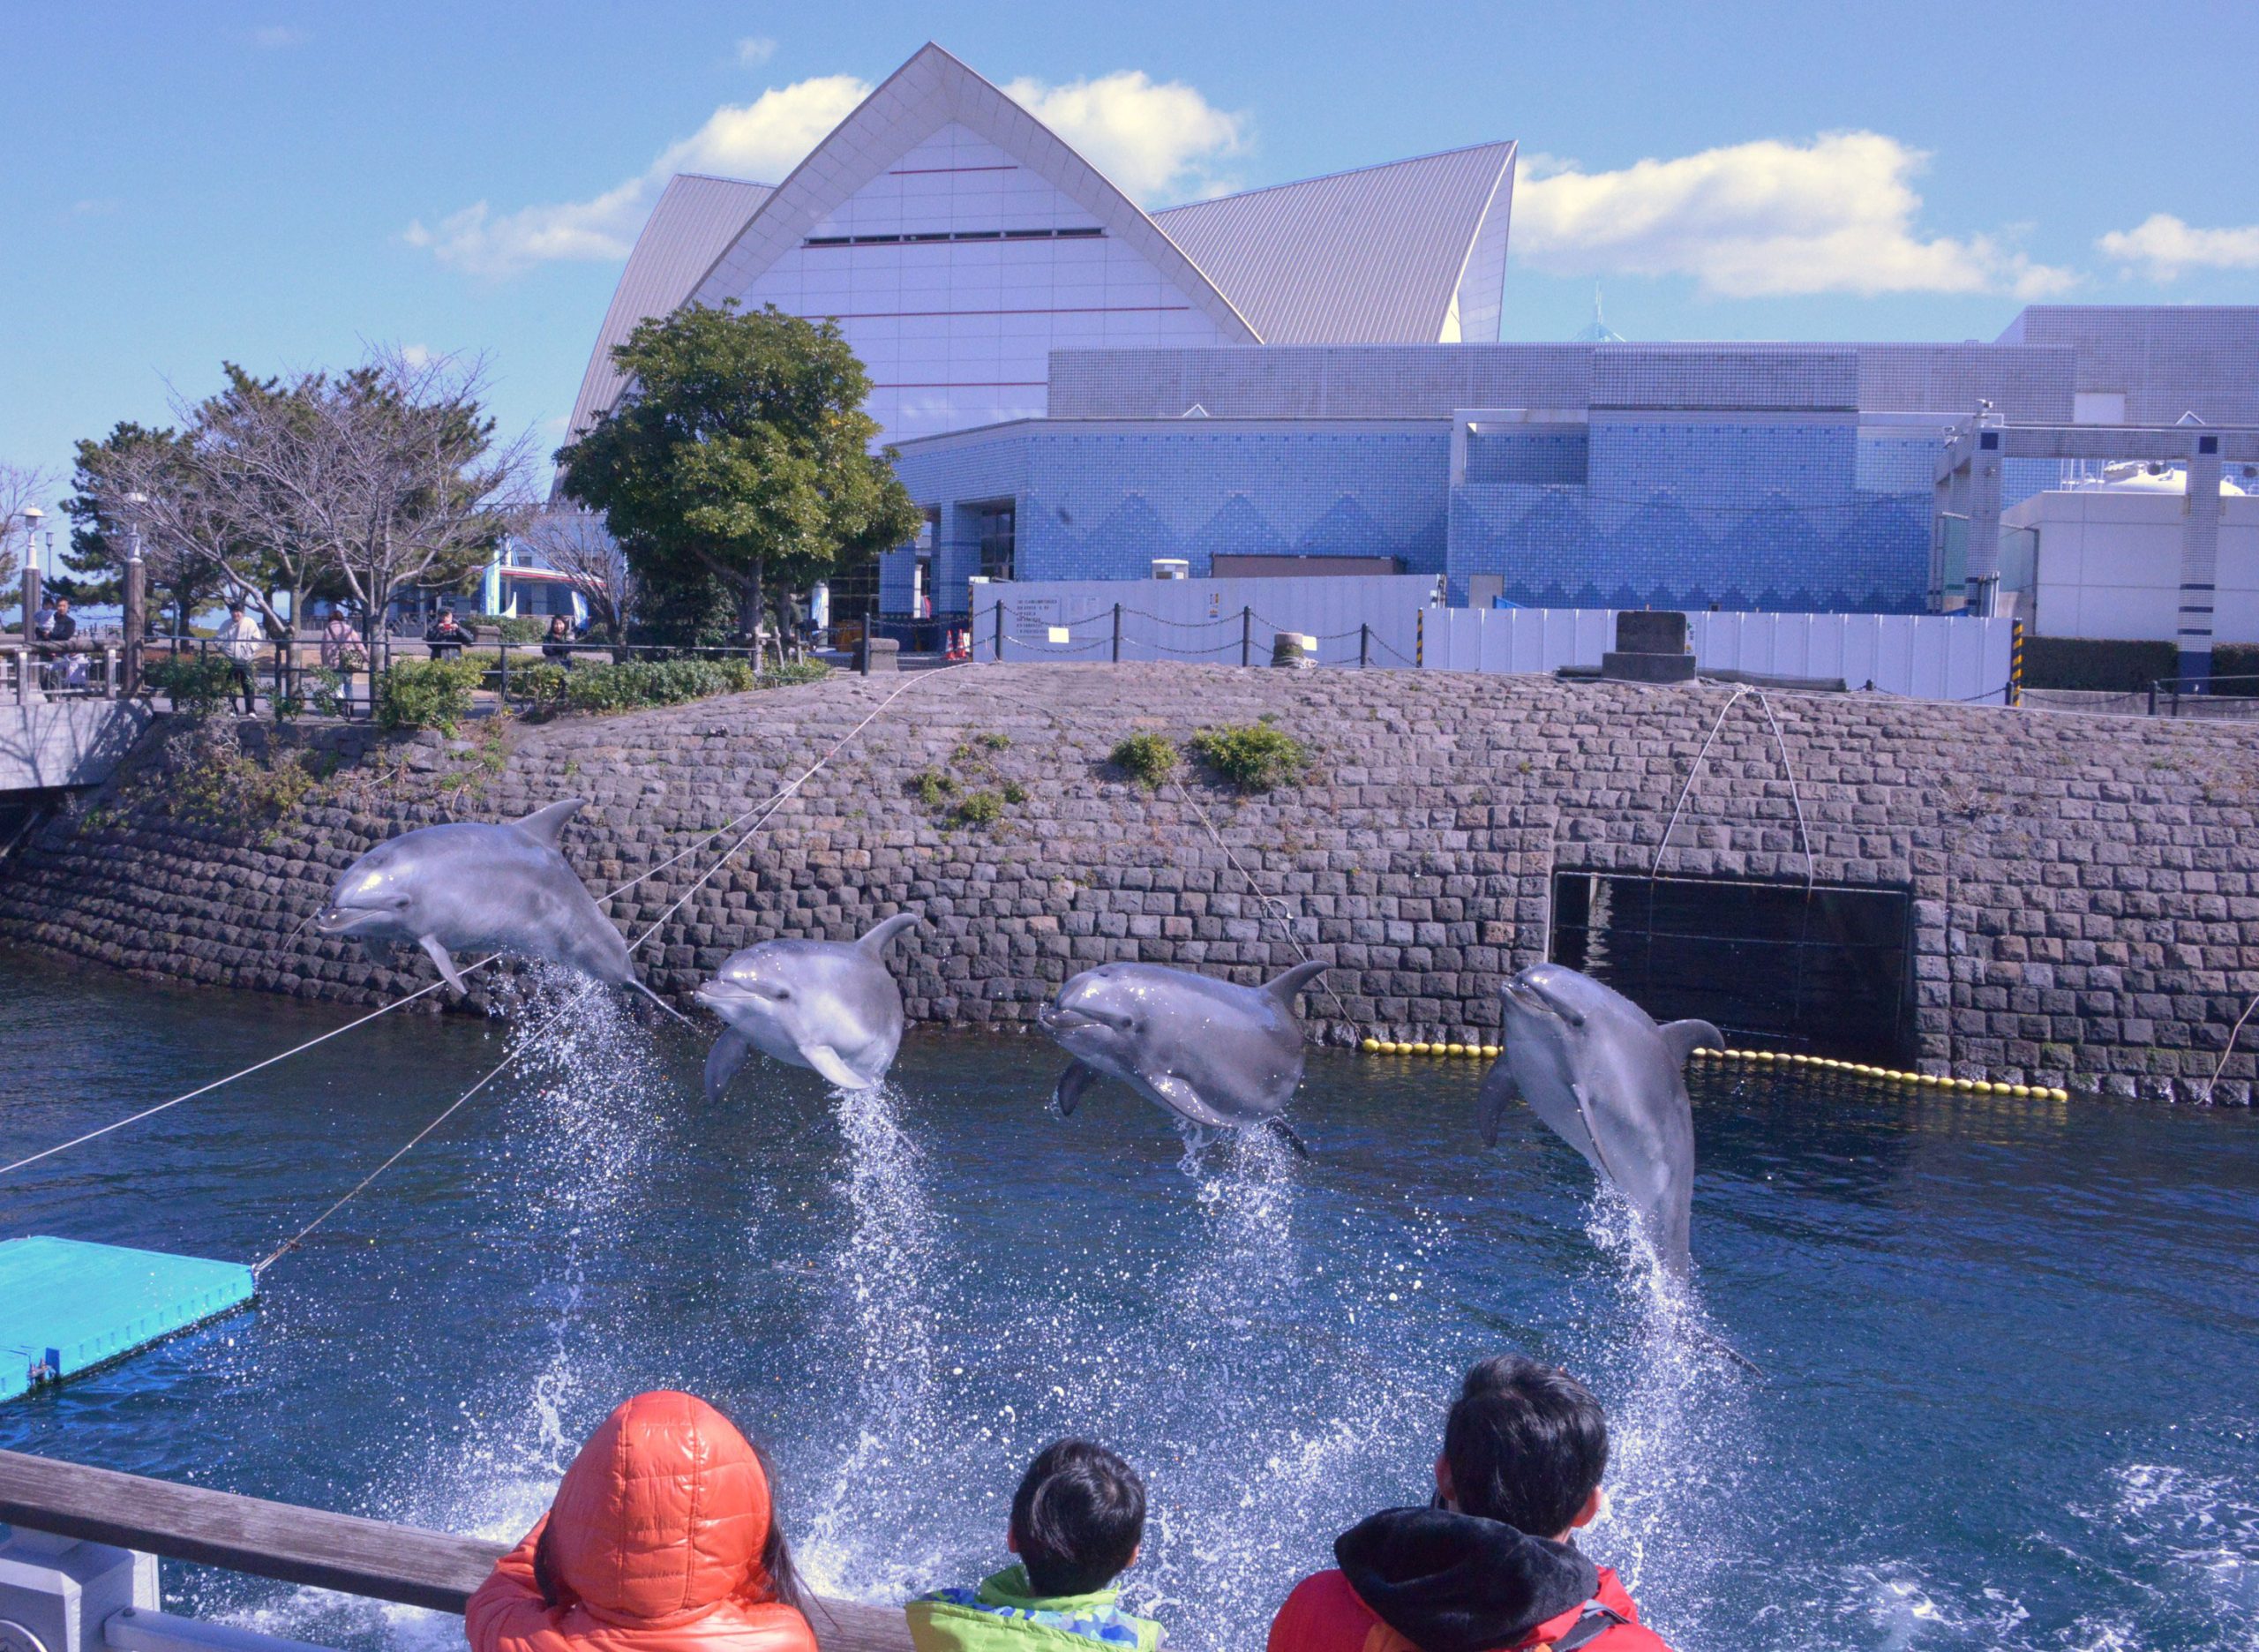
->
[970,576,2017,702]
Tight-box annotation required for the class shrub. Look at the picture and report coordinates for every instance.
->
[467,612,547,645]
[1110,730,1180,790]
[377,657,485,732]
[512,657,756,717]
[765,659,831,687]
[952,789,1005,828]
[1189,722,1309,792]
[909,767,956,807]
[1002,780,1028,805]
[145,654,240,716]
[975,731,1011,751]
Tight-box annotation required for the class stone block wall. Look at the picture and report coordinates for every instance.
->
[3,664,2255,1102]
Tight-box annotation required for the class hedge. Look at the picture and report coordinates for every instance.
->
[376,657,485,732]
[145,653,240,715]
[511,657,762,716]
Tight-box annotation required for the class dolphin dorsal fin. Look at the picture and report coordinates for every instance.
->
[510,798,587,850]
[858,913,919,956]
[1656,1019,1724,1069]
[1262,960,1327,1010]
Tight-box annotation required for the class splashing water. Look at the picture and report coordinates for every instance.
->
[797,1079,957,1600]
[1564,1189,1753,1636]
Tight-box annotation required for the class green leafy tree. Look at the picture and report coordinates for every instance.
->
[63,423,220,633]
[556,303,921,643]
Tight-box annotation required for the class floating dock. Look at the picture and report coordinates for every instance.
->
[0,1236,254,1401]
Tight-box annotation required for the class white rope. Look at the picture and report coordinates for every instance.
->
[1652,687,1748,878]
[2200,991,2259,1101]
[1170,778,1359,1031]
[251,981,600,1275]
[1751,688,1817,892]
[3,666,961,1182]
[0,964,493,1178]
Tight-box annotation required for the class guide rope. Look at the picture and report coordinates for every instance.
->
[1750,688,1817,892]
[1,667,962,1184]
[1169,779,1360,1032]
[1651,687,1749,877]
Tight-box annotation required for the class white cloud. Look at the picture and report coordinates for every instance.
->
[1002,71,1244,202]
[2098,213,2259,281]
[1513,131,2078,300]
[251,25,307,49]
[406,75,869,279]
[735,36,777,66]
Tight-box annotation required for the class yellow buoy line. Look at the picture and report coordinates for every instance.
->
[1357,1035,2071,1102]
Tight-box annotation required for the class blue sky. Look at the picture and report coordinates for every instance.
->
[4,0,2255,518]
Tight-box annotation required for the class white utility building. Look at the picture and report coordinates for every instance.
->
[2008,464,2259,642]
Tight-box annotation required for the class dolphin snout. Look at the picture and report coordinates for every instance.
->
[313,905,375,936]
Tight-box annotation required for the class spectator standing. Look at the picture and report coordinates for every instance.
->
[424,607,473,659]
[319,611,367,672]
[217,601,264,715]
[541,614,577,668]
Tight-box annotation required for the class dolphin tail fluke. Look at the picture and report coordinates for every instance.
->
[704,1027,754,1103]
[628,980,694,1025]
[1053,1059,1099,1117]
[1262,959,1329,1010]
[857,912,920,956]
[511,797,588,850]
[1475,1053,1520,1147]
[418,935,469,995]
[1261,1115,1313,1159]
[1657,1019,1725,1067]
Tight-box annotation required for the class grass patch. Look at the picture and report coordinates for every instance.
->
[1188,722,1310,792]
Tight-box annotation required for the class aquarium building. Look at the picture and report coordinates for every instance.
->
[567,45,2259,623]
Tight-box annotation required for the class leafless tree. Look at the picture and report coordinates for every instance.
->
[221,349,534,665]
[514,505,633,644]
[0,462,57,607]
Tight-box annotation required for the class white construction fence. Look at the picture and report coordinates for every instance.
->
[969,575,2015,703]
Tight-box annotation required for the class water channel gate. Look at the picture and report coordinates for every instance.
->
[0,1235,254,1402]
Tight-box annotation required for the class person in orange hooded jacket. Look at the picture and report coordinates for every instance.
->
[468,1392,816,1652]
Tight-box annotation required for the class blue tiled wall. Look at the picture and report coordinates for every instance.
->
[892,425,1451,611]
[1445,417,1933,611]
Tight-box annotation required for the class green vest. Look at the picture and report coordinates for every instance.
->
[904,1566,1163,1652]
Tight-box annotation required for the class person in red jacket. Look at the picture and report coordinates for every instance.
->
[468,1391,816,1652]
[1268,1356,1673,1652]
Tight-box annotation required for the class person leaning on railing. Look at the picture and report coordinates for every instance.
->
[541,614,578,669]
[424,608,474,659]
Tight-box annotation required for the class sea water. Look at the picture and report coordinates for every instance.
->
[4,950,2256,1652]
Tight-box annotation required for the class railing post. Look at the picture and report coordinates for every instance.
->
[1112,603,1122,664]
[2008,618,2023,708]
[497,636,508,699]
[993,600,1004,664]
[2149,680,2158,717]
[123,559,146,696]
[860,604,875,676]
[1241,605,1251,667]
[1360,623,1370,670]
[1416,607,1426,669]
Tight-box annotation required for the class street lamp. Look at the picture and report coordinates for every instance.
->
[20,505,41,575]
[122,492,149,690]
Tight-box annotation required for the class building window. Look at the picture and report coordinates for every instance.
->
[975,502,1016,582]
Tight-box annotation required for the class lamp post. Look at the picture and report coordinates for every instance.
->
[123,492,148,694]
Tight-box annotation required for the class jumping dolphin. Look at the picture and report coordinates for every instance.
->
[694,914,919,1096]
[1037,960,1328,1154]
[1478,962,1720,1280]
[313,798,679,1018]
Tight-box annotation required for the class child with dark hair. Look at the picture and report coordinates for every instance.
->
[1267,1355,1673,1652]
[907,1438,1164,1651]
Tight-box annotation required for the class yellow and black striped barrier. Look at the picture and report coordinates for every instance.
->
[1357,1035,2070,1101]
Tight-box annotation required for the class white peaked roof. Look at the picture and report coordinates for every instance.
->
[686,43,1260,342]
[1152,142,1517,344]
[565,173,775,440]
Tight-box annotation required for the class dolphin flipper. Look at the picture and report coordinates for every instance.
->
[1262,1116,1313,1159]
[1054,1060,1099,1117]
[705,1028,755,1103]
[800,1044,872,1091]
[511,798,587,850]
[1656,1019,1724,1068]
[857,913,919,956]
[1475,1055,1521,1147]
[419,934,469,994]
[1147,1074,1237,1132]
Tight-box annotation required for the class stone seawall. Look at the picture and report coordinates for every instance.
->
[2,664,2254,1101]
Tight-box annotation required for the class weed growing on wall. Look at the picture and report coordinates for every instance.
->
[1189,721,1310,792]
[1109,731,1179,790]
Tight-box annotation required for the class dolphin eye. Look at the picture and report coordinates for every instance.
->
[773,987,792,1001]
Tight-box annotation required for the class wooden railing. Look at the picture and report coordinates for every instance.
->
[0,1450,910,1652]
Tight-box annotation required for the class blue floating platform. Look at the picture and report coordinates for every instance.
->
[0,1235,255,1401]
